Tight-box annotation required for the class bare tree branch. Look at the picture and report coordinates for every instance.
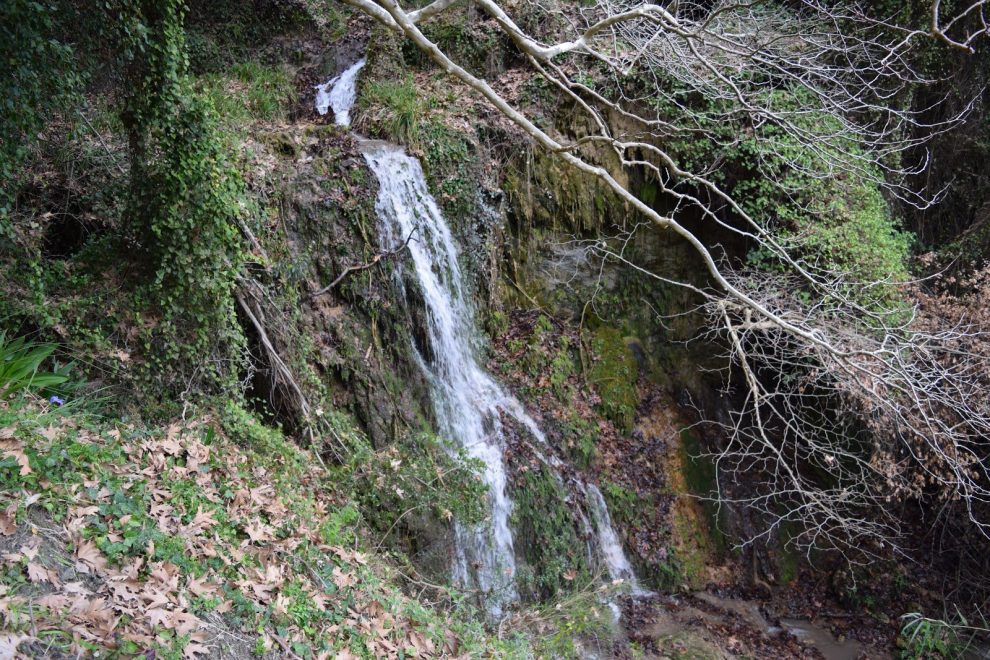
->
[305,228,416,299]
[933,0,990,52]
[343,0,990,559]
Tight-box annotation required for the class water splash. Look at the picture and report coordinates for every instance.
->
[315,58,366,126]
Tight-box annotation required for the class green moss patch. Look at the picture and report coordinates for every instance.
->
[510,464,590,601]
[588,327,639,433]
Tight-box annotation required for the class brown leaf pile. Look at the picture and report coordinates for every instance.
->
[0,414,473,658]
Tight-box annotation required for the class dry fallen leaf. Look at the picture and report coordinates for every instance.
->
[187,576,218,597]
[75,539,108,574]
[0,444,31,476]
[36,593,71,611]
[27,561,61,587]
[0,633,34,657]
[183,507,218,536]
[183,641,211,658]
[70,505,100,518]
[20,541,40,562]
[332,566,355,588]
[243,519,273,543]
[0,504,14,537]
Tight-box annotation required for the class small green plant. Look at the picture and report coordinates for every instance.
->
[362,75,427,145]
[347,431,488,539]
[600,480,637,528]
[198,61,293,126]
[899,613,966,659]
[0,334,69,397]
[528,586,619,657]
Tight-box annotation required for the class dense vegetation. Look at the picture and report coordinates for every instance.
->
[2,0,990,657]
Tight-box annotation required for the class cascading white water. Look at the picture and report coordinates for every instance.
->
[315,58,365,126]
[321,58,644,619]
[583,484,645,594]
[363,144,522,617]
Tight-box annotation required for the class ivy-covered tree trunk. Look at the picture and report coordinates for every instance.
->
[110,0,248,403]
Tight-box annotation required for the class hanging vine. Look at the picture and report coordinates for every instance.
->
[110,0,248,402]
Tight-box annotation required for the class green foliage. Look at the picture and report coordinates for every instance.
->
[108,0,248,401]
[0,0,79,216]
[198,61,294,126]
[560,412,597,470]
[529,588,619,658]
[128,89,247,399]
[415,13,502,77]
[660,86,911,308]
[510,315,577,400]
[486,310,509,337]
[0,334,68,397]
[511,465,590,600]
[348,431,488,536]
[362,75,428,145]
[184,0,318,74]
[600,480,637,529]
[421,121,479,220]
[899,613,969,659]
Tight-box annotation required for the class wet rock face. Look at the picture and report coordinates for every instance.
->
[261,127,434,446]
[485,128,757,596]
[500,144,726,408]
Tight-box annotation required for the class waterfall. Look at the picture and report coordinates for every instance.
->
[315,58,365,126]
[320,59,644,619]
[364,144,521,617]
[583,484,646,594]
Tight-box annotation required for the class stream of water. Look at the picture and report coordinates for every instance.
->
[320,60,640,619]
[315,58,365,126]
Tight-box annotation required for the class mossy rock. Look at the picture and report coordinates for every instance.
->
[262,130,300,158]
[510,465,590,601]
[651,427,726,591]
[588,326,639,432]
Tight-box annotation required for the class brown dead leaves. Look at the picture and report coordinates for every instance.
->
[0,426,31,476]
[0,502,16,536]
[0,414,479,659]
[74,539,107,574]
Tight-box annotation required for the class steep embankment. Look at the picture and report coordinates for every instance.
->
[0,397,524,657]
[3,1,960,656]
[349,8,922,657]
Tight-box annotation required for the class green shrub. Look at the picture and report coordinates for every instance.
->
[0,334,68,397]
[0,0,79,216]
[112,0,248,401]
[660,85,912,308]
[421,121,478,220]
